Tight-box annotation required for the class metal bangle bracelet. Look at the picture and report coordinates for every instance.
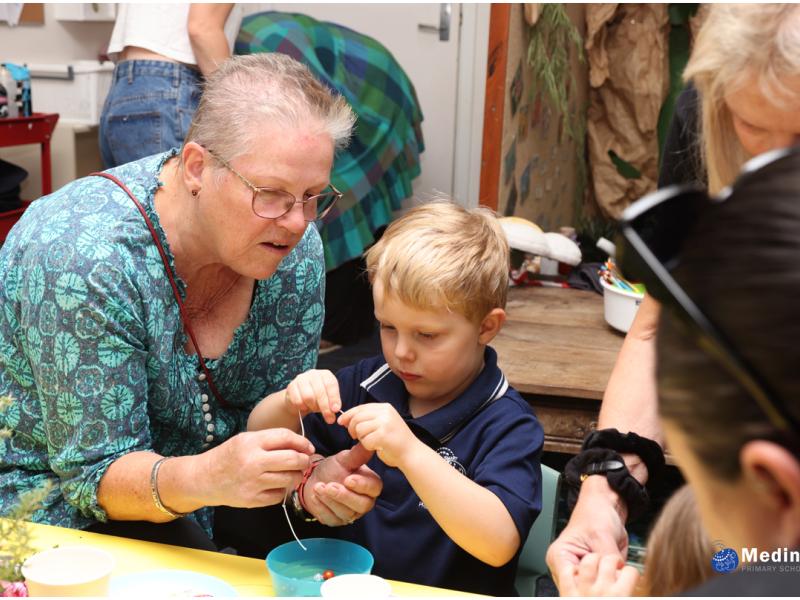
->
[150,457,188,519]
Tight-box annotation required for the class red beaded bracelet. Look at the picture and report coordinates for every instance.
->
[296,457,325,512]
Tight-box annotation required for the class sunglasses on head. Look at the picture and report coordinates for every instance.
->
[616,146,800,434]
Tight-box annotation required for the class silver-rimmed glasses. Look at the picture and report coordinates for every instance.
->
[207,149,341,222]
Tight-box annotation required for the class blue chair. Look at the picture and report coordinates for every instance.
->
[515,464,562,596]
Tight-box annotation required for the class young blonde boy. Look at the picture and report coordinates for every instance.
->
[249,201,543,596]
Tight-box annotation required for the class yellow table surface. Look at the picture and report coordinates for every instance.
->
[21,521,481,597]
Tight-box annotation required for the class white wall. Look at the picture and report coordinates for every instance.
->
[0,4,113,198]
[0,4,114,64]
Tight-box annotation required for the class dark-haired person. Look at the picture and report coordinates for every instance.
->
[548,4,800,580]
[560,147,800,595]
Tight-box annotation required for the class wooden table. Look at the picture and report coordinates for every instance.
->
[493,286,624,455]
[19,521,481,597]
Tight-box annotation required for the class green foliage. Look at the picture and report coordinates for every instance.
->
[0,394,12,440]
[0,395,54,588]
[526,4,584,145]
[527,5,610,246]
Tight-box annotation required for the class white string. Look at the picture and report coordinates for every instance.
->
[281,407,343,552]
[282,409,308,551]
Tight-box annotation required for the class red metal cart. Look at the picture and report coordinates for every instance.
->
[0,112,59,240]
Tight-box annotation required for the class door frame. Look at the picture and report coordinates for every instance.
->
[453,3,490,208]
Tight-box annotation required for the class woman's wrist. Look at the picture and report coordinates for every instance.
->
[579,475,629,523]
[620,452,649,486]
[164,453,214,511]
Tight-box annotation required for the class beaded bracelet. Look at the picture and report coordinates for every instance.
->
[150,457,188,519]
[294,458,325,518]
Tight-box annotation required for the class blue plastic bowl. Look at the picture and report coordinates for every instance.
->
[266,538,374,597]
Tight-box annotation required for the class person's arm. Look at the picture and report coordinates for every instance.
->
[187,4,234,77]
[339,403,525,566]
[402,442,520,566]
[597,294,663,483]
[549,85,696,584]
[248,369,343,432]
[97,429,313,521]
[546,295,662,584]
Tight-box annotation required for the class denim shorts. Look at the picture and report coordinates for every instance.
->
[98,60,203,168]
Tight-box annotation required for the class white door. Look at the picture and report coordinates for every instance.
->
[249,3,488,206]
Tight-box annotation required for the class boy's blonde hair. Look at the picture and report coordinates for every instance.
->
[365,201,509,324]
[684,4,800,194]
[638,485,715,596]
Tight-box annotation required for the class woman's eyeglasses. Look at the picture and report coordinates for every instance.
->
[207,149,342,222]
[616,146,800,434]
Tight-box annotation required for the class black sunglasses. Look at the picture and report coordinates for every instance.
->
[616,146,800,434]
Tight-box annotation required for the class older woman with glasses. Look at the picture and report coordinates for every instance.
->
[0,53,382,553]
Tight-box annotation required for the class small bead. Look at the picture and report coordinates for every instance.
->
[207,423,215,432]
[206,434,214,442]
[201,394,209,402]
[202,403,210,413]
[198,373,207,382]
[204,413,212,422]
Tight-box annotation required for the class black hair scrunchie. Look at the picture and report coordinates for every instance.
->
[563,429,665,523]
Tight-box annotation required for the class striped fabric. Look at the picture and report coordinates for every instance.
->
[236,12,425,271]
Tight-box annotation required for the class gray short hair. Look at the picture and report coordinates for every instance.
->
[186,53,355,161]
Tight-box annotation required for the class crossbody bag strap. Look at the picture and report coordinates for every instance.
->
[91,171,229,408]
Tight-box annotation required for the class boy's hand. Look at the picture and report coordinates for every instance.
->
[284,369,341,424]
[556,553,640,597]
[338,404,417,468]
[303,443,383,526]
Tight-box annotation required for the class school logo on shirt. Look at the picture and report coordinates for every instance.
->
[437,446,466,475]
[418,447,467,511]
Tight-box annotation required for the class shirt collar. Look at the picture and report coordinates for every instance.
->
[359,346,508,444]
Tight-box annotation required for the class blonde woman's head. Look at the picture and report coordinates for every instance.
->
[365,200,509,324]
[186,53,355,163]
[684,4,800,194]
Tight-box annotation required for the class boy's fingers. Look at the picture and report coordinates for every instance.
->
[296,377,316,410]
[554,559,579,597]
[343,471,383,498]
[337,442,375,470]
[577,553,600,588]
[596,554,621,585]
[615,565,640,594]
[308,376,333,423]
[322,372,342,413]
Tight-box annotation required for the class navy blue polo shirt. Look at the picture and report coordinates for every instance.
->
[303,347,544,596]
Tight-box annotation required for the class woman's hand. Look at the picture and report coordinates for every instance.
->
[547,476,630,590]
[201,428,314,508]
[284,369,342,424]
[337,403,417,468]
[556,553,640,597]
[302,443,383,526]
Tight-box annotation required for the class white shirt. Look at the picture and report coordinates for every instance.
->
[108,4,243,65]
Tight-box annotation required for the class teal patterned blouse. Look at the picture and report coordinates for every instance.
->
[0,151,325,534]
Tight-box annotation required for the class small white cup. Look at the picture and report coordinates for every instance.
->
[22,545,115,597]
[320,573,392,598]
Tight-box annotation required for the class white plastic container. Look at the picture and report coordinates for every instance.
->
[28,61,114,124]
[601,278,644,333]
[321,574,392,598]
[22,545,115,596]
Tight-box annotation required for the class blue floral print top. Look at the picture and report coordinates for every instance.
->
[0,151,325,534]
